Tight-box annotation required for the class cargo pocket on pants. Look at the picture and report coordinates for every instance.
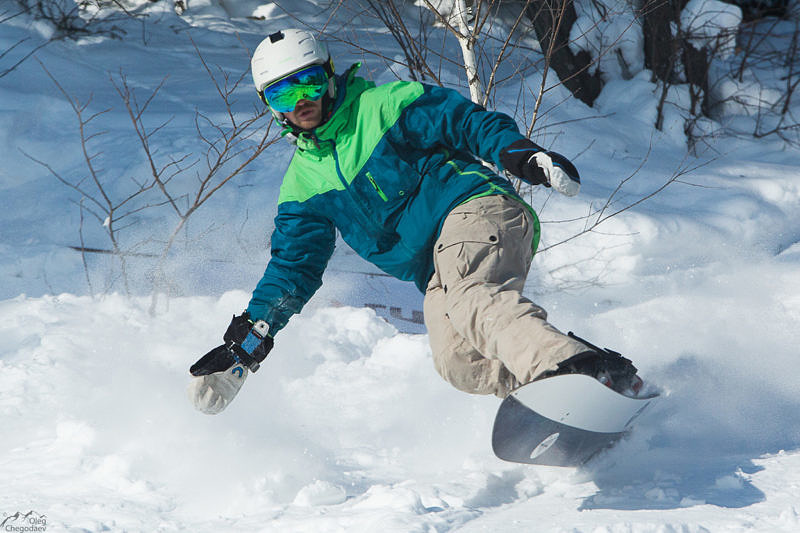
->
[434,218,502,281]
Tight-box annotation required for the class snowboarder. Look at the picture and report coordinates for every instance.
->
[188,29,641,415]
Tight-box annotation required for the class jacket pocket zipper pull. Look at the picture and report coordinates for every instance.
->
[366,172,389,201]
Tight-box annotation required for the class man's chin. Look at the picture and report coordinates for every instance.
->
[295,115,321,130]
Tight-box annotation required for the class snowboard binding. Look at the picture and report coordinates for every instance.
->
[541,332,644,396]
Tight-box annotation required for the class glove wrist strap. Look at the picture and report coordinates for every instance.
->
[229,319,271,372]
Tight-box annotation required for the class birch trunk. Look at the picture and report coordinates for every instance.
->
[453,0,485,104]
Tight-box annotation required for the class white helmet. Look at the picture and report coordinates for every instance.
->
[251,29,335,122]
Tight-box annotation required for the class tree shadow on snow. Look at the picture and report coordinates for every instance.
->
[577,354,800,511]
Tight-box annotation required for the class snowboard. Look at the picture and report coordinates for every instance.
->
[492,374,658,466]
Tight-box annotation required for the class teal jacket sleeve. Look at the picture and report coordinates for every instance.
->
[397,84,525,168]
[246,203,335,336]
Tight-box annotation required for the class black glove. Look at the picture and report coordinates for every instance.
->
[500,138,581,197]
[190,312,274,376]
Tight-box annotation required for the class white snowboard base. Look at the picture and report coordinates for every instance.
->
[492,374,657,466]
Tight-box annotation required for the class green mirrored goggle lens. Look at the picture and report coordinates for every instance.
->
[262,65,328,113]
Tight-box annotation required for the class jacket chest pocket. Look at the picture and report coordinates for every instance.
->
[365,172,389,201]
[362,169,419,204]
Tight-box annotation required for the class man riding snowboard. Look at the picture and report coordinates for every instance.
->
[188,29,642,414]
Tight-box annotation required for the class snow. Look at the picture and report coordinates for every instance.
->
[681,0,743,59]
[571,0,645,80]
[2,1,800,531]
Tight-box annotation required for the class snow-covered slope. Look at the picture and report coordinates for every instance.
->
[2,291,799,532]
[2,1,800,531]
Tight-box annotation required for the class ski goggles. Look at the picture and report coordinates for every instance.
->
[260,64,329,113]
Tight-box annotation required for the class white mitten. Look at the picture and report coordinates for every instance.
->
[187,363,248,415]
[532,151,581,197]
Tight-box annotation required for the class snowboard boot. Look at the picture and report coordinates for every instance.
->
[540,332,644,396]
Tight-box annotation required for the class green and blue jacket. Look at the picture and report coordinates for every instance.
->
[247,65,540,335]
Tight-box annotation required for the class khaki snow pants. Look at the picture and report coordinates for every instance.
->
[424,195,588,397]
